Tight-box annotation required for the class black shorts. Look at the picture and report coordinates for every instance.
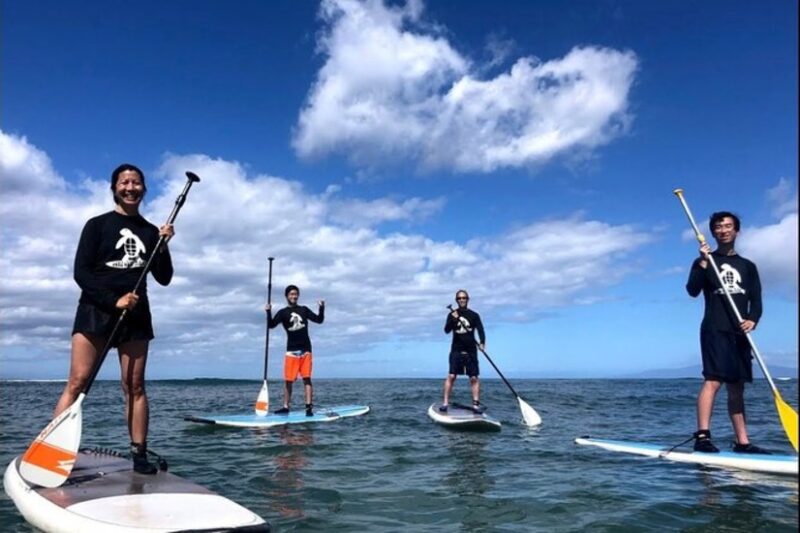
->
[700,328,752,383]
[72,301,154,348]
[449,350,479,377]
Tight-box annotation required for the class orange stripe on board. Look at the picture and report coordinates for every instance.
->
[255,401,269,411]
[21,441,76,476]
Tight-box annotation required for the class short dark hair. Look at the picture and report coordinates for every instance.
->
[455,289,469,300]
[709,211,740,232]
[110,164,147,204]
[285,285,300,297]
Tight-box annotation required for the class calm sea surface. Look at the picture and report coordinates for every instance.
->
[1,378,797,532]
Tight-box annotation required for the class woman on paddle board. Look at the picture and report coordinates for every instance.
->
[686,211,768,454]
[52,164,174,474]
[266,285,324,416]
[440,290,486,413]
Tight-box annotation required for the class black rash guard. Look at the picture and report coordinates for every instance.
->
[74,211,173,313]
[268,305,324,353]
[686,251,762,333]
[444,308,485,354]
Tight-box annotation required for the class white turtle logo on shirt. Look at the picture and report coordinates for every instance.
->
[714,263,746,295]
[288,312,305,331]
[106,229,146,269]
[456,316,472,334]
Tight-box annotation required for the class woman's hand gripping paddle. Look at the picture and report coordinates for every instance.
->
[674,188,798,452]
[255,257,275,416]
[448,305,542,427]
[19,171,201,487]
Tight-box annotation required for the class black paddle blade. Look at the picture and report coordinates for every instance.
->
[185,171,201,182]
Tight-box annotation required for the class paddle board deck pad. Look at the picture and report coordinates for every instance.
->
[575,437,798,476]
[427,404,501,432]
[184,404,370,428]
[3,447,268,532]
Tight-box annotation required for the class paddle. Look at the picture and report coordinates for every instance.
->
[19,171,201,488]
[674,188,798,452]
[255,257,275,416]
[448,305,542,426]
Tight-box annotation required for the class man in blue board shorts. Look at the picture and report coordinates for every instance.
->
[440,289,486,413]
[686,211,769,454]
[266,285,324,416]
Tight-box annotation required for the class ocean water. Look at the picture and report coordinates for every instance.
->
[1,378,797,532]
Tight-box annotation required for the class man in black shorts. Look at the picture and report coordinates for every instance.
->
[686,211,768,454]
[440,290,486,413]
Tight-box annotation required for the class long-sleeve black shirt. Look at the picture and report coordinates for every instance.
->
[686,252,762,333]
[268,305,324,352]
[444,308,485,354]
[74,211,173,313]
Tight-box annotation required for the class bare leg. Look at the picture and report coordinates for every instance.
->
[696,379,721,431]
[442,375,456,405]
[118,340,150,444]
[302,378,313,405]
[54,333,104,417]
[726,382,749,444]
[284,381,293,408]
[470,376,480,403]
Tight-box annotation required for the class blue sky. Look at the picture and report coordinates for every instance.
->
[1,0,797,380]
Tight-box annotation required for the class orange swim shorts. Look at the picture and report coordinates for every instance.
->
[284,351,313,381]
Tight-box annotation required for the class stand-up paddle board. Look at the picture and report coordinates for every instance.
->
[427,403,501,432]
[185,404,370,428]
[3,447,268,532]
[575,437,798,476]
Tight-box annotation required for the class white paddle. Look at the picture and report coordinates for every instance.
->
[19,171,201,488]
[255,257,275,416]
[448,305,542,426]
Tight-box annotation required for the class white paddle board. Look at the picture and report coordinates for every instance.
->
[3,447,268,532]
[427,403,501,432]
[185,404,370,428]
[575,437,798,476]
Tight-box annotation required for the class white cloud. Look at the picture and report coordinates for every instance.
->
[739,212,798,299]
[766,177,798,218]
[0,129,651,376]
[293,0,637,172]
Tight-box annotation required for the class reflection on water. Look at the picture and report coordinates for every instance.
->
[270,426,313,519]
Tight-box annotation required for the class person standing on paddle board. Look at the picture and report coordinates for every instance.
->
[440,290,486,413]
[52,164,175,474]
[266,285,324,416]
[686,211,768,454]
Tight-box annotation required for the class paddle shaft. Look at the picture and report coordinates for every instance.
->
[447,305,522,399]
[83,172,200,395]
[263,257,274,381]
[673,189,779,394]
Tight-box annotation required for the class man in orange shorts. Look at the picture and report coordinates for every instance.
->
[266,285,324,416]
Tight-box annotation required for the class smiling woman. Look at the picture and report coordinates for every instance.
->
[46,163,176,476]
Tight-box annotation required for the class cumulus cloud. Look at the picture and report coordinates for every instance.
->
[0,129,651,376]
[293,0,638,172]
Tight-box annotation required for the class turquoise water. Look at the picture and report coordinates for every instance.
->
[1,379,797,531]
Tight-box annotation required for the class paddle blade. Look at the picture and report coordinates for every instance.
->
[517,396,542,427]
[775,393,799,452]
[19,395,84,487]
[255,380,270,417]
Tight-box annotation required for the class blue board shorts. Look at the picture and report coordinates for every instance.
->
[449,350,479,377]
[700,328,753,383]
